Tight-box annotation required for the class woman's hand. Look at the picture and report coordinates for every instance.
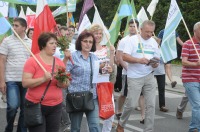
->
[64,49,71,59]
[57,81,70,89]
[106,65,113,73]
[43,72,52,82]
[109,45,115,52]
[100,62,106,69]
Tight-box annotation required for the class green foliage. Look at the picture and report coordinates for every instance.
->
[171,59,182,65]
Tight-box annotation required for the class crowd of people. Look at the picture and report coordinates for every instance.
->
[0,17,200,132]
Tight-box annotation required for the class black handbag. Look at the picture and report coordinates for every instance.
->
[66,56,95,113]
[24,58,55,127]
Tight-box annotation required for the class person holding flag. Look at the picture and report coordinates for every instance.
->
[116,19,145,124]
[89,24,115,132]
[117,20,160,132]
[181,22,200,132]
[0,17,31,132]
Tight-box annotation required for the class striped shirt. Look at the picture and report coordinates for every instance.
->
[67,51,98,99]
[94,46,108,62]
[181,37,200,83]
[0,34,32,82]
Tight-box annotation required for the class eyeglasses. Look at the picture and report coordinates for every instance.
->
[82,40,93,44]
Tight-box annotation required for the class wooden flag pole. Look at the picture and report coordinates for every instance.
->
[131,14,145,57]
[11,27,47,72]
[181,17,200,59]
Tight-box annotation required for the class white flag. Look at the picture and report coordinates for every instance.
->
[26,6,35,15]
[78,14,91,35]
[147,0,159,17]
[0,1,8,17]
[161,0,182,62]
[93,5,110,45]
[18,6,26,20]
[137,7,149,26]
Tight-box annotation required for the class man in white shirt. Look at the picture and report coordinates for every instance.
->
[115,19,139,119]
[117,20,160,132]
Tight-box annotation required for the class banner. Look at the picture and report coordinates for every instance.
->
[0,12,11,43]
[78,14,91,35]
[109,0,132,44]
[137,6,149,26]
[26,7,35,28]
[93,5,110,46]
[124,0,137,36]
[147,0,159,17]
[53,4,76,17]
[161,0,182,62]
[0,1,8,17]
[1,0,77,7]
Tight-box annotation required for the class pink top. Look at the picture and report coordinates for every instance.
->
[23,54,65,106]
[94,46,108,61]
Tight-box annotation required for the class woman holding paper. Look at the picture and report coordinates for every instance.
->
[64,30,112,132]
[90,24,116,132]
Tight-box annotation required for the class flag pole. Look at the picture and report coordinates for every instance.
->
[66,0,69,27]
[10,27,47,72]
[128,0,145,57]
[181,17,200,59]
[131,14,145,57]
[150,16,153,20]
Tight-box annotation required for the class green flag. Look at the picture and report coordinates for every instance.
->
[0,12,12,43]
[109,0,132,44]
[124,0,137,36]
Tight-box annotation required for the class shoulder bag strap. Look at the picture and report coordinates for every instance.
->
[40,58,55,103]
[89,56,93,89]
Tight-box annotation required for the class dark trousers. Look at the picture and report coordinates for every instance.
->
[28,103,62,132]
[155,75,166,108]
[114,65,123,91]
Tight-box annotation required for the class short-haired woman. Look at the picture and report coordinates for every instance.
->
[63,30,112,132]
[22,32,68,132]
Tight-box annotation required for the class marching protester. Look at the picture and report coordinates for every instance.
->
[116,19,145,124]
[153,36,169,112]
[117,20,160,132]
[0,18,32,132]
[22,32,68,132]
[181,22,200,132]
[64,30,112,132]
[68,25,76,44]
[27,28,34,40]
[90,24,115,132]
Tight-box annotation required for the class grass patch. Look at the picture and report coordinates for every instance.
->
[171,59,182,65]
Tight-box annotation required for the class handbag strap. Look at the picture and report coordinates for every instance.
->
[89,56,93,89]
[40,58,55,103]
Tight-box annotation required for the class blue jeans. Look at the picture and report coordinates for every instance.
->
[69,99,100,132]
[184,82,200,131]
[5,81,27,132]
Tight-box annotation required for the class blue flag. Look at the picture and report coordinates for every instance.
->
[0,12,11,43]
[8,3,18,18]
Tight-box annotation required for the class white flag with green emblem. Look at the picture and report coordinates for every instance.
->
[161,0,182,63]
